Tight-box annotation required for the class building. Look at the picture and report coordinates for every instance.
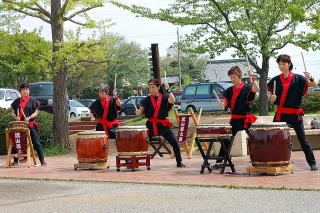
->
[204,59,256,82]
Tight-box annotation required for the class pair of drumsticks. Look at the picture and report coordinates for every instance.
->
[17,108,27,120]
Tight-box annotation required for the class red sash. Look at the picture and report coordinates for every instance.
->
[275,72,303,121]
[98,96,120,137]
[231,114,257,128]
[149,94,171,136]
[231,82,244,112]
[19,97,40,132]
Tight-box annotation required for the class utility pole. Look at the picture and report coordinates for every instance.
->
[177,27,182,91]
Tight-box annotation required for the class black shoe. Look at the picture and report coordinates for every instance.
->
[177,163,186,168]
[311,164,318,171]
[41,161,47,166]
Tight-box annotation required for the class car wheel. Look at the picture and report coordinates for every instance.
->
[186,106,196,113]
[119,111,127,116]
[70,112,76,118]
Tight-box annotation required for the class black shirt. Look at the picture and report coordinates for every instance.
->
[11,97,40,121]
[267,73,307,123]
[89,97,119,121]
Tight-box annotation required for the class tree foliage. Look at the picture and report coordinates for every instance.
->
[111,0,320,115]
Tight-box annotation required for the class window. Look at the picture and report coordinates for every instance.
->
[0,90,4,99]
[10,91,18,100]
[196,85,210,95]
[30,84,53,96]
[5,91,12,100]
[185,85,196,95]
[126,98,135,104]
[212,85,223,95]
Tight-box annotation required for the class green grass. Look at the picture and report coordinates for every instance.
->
[43,144,73,156]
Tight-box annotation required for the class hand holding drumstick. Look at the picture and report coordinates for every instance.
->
[270,81,277,102]
[213,90,225,109]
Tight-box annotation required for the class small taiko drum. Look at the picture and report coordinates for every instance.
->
[116,126,148,156]
[76,131,109,163]
[196,124,232,136]
[248,123,292,167]
[9,121,29,129]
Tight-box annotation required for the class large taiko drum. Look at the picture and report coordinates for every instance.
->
[9,121,29,129]
[116,126,148,156]
[76,131,109,163]
[248,123,292,167]
[196,124,232,136]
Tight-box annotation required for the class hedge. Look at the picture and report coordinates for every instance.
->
[0,109,53,155]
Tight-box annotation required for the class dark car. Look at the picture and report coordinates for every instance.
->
[173,91,182,111]
[29,82,53,113]
[78,99,95,108]
[119,96,146,116]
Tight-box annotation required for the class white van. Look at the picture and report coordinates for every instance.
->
[0,88,21,109]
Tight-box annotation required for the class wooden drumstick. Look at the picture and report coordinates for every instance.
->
[273,80,276,96]
[17,108,19,118]
[213,90,222,104]
[301,52,307,73]
[20,107,27,120]
[133,102,138,111]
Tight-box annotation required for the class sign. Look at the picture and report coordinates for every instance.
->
[9,131,27,161]
[177,115,190,144]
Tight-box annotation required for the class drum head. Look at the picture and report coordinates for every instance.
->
[78,131,107,136]
[117,126,147,131]
[198,124,231,128]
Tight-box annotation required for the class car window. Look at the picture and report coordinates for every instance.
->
[218,83,233,90]
[5,91,12,100]
[10,91,18,100]
[212,85,223,95]
[69,100,85,107]
[126,98,134,104]
[196,85,210,95]
[30,84,53,96]
[184,85,196,95]
[0,90,4,99]
[136,97,143,104]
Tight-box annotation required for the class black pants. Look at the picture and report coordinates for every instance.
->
[149,129,182,165]
[96,123,116,139]
[287,120,316,166]
[14,126,45,164]
[216,126,249,163]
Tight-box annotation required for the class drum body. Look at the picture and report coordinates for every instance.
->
[9,121,29,129]
[76,131,109,163]
[248,124,292,166]
[116,126,148,155]
[196,124,232,135]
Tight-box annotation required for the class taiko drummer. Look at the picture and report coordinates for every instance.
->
[217,66,260,168]
[267,54,318,171]
[90,84,121,139]
[135,79,186,168]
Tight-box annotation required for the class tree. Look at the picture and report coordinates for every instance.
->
[0,30,51,87]
[1,0,111,148]
[111,0,320,115]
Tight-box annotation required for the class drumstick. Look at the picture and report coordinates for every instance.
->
[213,90,222,104]
[20,107,27,120]
[273,80,276,96]
[133,102,138,111]
[17,108,19,118]
[114,73,117,92]
[301,52,307,73]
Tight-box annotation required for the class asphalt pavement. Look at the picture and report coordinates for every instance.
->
[0,179,319,213]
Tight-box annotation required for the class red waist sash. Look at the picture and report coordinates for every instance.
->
[231,113,257,128]
[98,118,120,137]
[147,118,173,136]
[275,106,304,121]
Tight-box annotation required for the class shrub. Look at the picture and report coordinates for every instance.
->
[301,91,320,113]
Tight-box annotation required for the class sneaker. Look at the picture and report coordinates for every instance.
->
[177,163,186,168]
[311,164,318,171]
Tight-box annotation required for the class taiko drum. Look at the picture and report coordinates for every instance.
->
[248,124,292,167]
[76,131,109,163]
[196,124,232,135]
[116,126,148,156]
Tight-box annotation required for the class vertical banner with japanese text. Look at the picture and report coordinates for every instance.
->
[177,115,190,144]
[9,131,27,161]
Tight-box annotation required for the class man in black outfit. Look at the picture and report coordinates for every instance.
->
[11,83,46,166]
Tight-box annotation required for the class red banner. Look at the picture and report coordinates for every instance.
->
[9,131,27,161]
[177,115,190,144]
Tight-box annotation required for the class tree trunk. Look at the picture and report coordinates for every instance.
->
[258,55,270,116]
[51,0,70,148]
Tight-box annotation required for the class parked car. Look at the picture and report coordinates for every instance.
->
[181,82,233,112]
[173,91,182,111]
[0,88,21,109]
[69,100,90,118]
[29,82,54,113]
[119,96,146,116]
[78,99,95,108]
